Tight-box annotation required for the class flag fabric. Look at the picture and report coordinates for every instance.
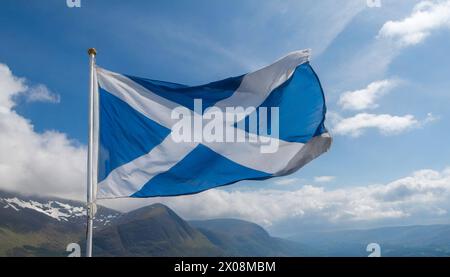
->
[95,49,331,199]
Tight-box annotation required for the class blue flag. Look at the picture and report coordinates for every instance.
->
[95,49,331,198]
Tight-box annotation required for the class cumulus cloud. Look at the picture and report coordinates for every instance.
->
[334,1,450,86]
[379,0,450,47]
[338,79,399,111]
[0,63,85,200]
[22,84,60,104]
[103,168,450,229]
[314,176,335,183]
[0,65,60,105]
[332,113,420,137]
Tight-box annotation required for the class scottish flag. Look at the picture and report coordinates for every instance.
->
[95,49,331,199]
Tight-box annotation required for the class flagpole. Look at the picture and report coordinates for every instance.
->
[86,47,97,257]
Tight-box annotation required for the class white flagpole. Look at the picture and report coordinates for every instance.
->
[86,48,98,257]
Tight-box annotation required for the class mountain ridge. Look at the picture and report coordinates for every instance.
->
[1,189,449,257]
[0,189,305,257]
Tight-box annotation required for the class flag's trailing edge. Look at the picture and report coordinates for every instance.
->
[95,49,332,199]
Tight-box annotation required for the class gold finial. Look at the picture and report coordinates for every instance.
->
[88,48,97,56]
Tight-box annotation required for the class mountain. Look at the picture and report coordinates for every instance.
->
[92,204,222,256]
[289,225,450,257]
[93,205,307,256]
[190,219,310,256]
[0,189,120,256]
[0,190,304,257]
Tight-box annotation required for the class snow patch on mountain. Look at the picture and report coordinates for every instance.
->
[1,197,83,221]
[0,196,119,225]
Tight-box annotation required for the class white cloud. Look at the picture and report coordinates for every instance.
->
[0,66,60,105]
[314,176,336,183]
[338,79,399,110]
[0,65,26,113]
[379,1,450,47]
[274,177,300,185]
[331,112,435,137]
[333,1,450,86]
[22,84,60,104]
[0,63,85,200]
[102,168,450,228]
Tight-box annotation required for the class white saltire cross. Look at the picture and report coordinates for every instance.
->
[96,50,329,198]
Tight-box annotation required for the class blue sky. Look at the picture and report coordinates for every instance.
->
[1,0,450,235]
